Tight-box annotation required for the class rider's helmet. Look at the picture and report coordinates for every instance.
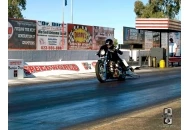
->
[169,38,173,43]
[105,39,114,48]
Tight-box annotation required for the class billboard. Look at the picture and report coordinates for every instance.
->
[8,18,36,50]
[67,24,93,50]
[123,27,145,44]
[92,26,114,50]
[36,21,67,50]
[122,27,145,49]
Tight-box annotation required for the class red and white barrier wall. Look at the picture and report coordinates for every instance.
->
[8,59,132,79]
[23,60,97,78]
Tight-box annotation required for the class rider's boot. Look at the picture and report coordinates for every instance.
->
[123,65,130,71]
[124,66,134,75]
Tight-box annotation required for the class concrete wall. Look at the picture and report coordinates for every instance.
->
[121,49,150,61]
[8,50,130,62]
[137,50,150,57]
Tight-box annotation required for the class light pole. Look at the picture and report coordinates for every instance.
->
[62,0,67,50]
[71,0,73,23]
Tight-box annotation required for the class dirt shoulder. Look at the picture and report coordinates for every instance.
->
[64,98,181,130]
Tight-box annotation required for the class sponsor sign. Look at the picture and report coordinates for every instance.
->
[23,60,97,77]
[67,24,93,50]
[122,27,145,49]
[8,60,24,70]
[81,61,97,70]
[24,64,79,76]
[37,21,67,50]
[8,59,24,79]
[92,26,114,50]
[123,27,145,45]
[8,18,36,49]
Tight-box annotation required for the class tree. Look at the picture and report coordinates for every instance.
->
[114,38,118,46]
[8,0,26,19]
[134,0,145,18]
[134,0,181,19]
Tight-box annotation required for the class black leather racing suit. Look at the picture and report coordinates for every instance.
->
[97,45,129,71]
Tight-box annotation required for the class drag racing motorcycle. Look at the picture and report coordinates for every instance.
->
[95,48,137,83]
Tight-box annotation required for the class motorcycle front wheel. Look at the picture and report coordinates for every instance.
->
[95,61,107,83]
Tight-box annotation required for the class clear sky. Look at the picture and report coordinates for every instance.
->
[22,0,181,44]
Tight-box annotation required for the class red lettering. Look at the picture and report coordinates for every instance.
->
[56,46,61,50]
[45,66,51,70]
[24,66,31,75]
[82,63,88,70]
[62,65,66,70]
[28,66,35,73]
[10,61,21,65]
[51,65,58,70]
[58,65,64,70]
[41,46,47,50]
[68,65,74,70]
[74,32,86,39]
[62,65,69,70]
[24,66,28,70]
[92,62,97,68]
[10,62,14,65]
[8,27,12,34]
[23,64,79,74]
[39,66,46,71]
[34,66,41,72]
[71,64,79,71]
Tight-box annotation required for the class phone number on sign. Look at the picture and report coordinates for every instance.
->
[41,46,62,50]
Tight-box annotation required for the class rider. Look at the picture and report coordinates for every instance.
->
[97,39,130,71]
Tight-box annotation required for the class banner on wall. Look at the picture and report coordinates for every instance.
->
[8,18,36,50]
[67,24,93,50]
[152,32,160,47]
[37,21,67,50]
[123,27,144,44]
[144,31,153,50]
[23,60,97,77]
[161,32,168,49]
[122,27,145,49]
[92,26,114,50]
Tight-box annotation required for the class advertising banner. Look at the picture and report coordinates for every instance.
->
[8,59,24,79]
[123,27,145,45]
[23,60,97,77]
[8,18,36,50]
[37,21,67,50]
[92,26,114,50]
[144,31,153,50]
[67,24,93,50]
[161,32,168,49]
[152,32,160,47]
[122,27,145,49]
